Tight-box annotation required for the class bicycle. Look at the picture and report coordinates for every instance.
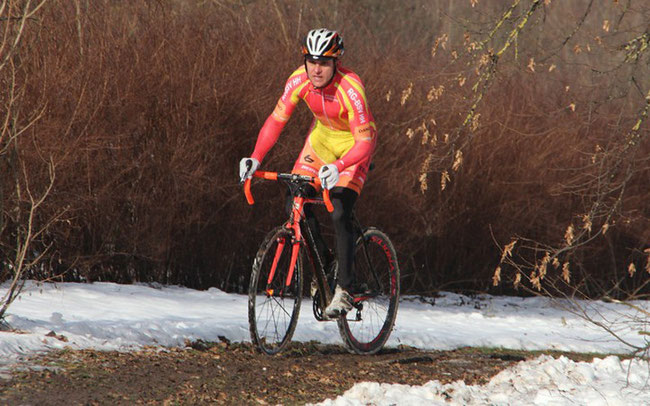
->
[243,170,400,355]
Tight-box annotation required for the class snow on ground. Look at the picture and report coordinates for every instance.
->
[1,281,649,404]
[314,355,650,406]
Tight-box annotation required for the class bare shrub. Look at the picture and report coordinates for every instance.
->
[0,0,58,321]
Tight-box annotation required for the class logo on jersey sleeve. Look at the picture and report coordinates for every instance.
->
[354,123,375,142]
[281,72,307,103]
[345,87,367,124]
[272,100,290,122]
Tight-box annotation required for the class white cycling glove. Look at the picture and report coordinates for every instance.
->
[239,157,260,182]
[318,164,339,190]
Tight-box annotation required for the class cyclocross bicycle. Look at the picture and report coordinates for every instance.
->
[243,170,400,355]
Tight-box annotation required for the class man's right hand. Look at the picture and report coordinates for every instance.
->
[239,158,260,182]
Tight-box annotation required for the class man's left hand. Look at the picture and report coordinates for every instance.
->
[318,164,339,190]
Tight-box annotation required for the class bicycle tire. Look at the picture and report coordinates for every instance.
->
[248,226,303,355]
[337,227,400,354]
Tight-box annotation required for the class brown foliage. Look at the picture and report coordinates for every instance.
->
[0,0,648,296]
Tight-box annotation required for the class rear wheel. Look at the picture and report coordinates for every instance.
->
[338,228,400,354]
[248,227,303,355]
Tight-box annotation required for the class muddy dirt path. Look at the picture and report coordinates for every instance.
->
[0,342,582,405]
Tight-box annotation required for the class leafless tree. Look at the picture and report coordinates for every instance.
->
[0,0,53,324]
[472,0,650,356]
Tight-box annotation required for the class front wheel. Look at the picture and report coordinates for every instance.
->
[248,226,303,355]
[338,227,400,354]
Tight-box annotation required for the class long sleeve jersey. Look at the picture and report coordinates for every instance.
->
[251,65,376,172]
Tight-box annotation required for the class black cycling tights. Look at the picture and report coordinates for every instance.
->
[286,186,358,290]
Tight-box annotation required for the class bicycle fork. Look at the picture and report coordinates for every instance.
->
[265,236,301,297]
[265,196,308,297]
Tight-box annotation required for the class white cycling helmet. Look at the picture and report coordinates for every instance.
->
[302,28,344,60]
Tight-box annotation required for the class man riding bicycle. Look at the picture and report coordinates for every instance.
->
[239,28,376,318]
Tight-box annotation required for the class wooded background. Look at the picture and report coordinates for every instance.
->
[1,0,648,299]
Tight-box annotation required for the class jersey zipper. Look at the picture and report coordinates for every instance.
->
[321,91,335,130]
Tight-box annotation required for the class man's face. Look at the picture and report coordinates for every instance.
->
[305,58,335,88]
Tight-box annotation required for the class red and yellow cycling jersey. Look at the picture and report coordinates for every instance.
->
[251,65,376,194]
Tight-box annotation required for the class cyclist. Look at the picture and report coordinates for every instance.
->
[239,28,376,318]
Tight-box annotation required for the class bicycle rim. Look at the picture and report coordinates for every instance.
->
[248,227,303,355]
[338,228,400,354]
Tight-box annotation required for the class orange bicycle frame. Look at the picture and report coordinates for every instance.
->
[244,171,333,290]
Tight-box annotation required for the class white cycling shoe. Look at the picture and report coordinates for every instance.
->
[325,285,353,318]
